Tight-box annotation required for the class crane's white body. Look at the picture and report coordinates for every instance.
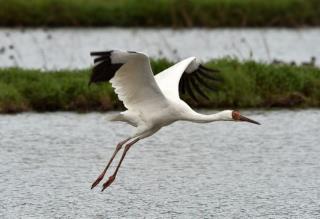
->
[107,51,233,139]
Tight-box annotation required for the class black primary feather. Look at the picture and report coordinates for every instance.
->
[194,73,218,92]
[179,76,186,94]
[199,67,223,83]
[89,51,123,86]
[198,69,219,81]
[189,76,210,100]
[91,51,112,56]
[93,56,107,64]
[184,76,198,102]
[199,64,222,82]
[179,63,220,101]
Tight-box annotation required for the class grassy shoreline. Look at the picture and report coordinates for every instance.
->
[0,0,319,27]
[0,59,319,113]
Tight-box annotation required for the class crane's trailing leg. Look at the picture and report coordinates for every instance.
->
[101,138,140,191]
[91,137,131,189]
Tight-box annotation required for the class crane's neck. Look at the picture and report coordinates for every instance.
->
[184,110,233,123]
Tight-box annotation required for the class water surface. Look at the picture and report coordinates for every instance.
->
[0,28,319,69]
[0,110,320,218]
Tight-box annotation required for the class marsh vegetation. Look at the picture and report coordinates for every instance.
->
[0,0,319,27]
[0,59,319,113]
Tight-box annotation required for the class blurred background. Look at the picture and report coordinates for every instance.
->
[0,1,320,218]
[0,0,319,113]
[0,0,319,70]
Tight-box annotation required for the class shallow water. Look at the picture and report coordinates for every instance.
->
[0,28,319,70]
[0,110,320,218]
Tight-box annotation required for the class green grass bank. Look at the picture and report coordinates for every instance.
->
[0,59,319,113]
[0,0,319,27]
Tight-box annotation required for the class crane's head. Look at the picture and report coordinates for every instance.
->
[231,110,260,125]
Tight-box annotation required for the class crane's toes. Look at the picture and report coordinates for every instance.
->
[91,174,105,189]
[101,175,116,192]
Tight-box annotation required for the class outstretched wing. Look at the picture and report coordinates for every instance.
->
[90,50,168,111]
[155,57,220,103]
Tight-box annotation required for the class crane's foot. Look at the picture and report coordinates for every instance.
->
[91,173,105,189]
[101,175,116,191]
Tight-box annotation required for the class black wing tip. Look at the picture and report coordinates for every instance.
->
[91,50,139,57]
[190,77,210,100]
[194,73,219,92]
[184,77,198,103]
[89,59,123,85]
[90,50,113,57]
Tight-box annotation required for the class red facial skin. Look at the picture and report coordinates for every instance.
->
[232,110,241,121]
[231,110,261,125]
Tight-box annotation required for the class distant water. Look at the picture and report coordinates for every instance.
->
[0,28,319,70]
[0,110,320,218]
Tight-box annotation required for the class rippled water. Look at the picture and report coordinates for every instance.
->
[0,110,320,218]
[0,28,319,69]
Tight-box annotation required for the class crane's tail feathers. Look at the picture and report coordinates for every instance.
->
[105,113,137,127]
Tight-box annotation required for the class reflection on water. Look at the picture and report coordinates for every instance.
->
[0,28,319,69]
[0,110,320,218]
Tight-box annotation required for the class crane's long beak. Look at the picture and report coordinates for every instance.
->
[239,114,261,125]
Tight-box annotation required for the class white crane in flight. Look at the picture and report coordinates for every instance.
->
[89,50,260,191]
